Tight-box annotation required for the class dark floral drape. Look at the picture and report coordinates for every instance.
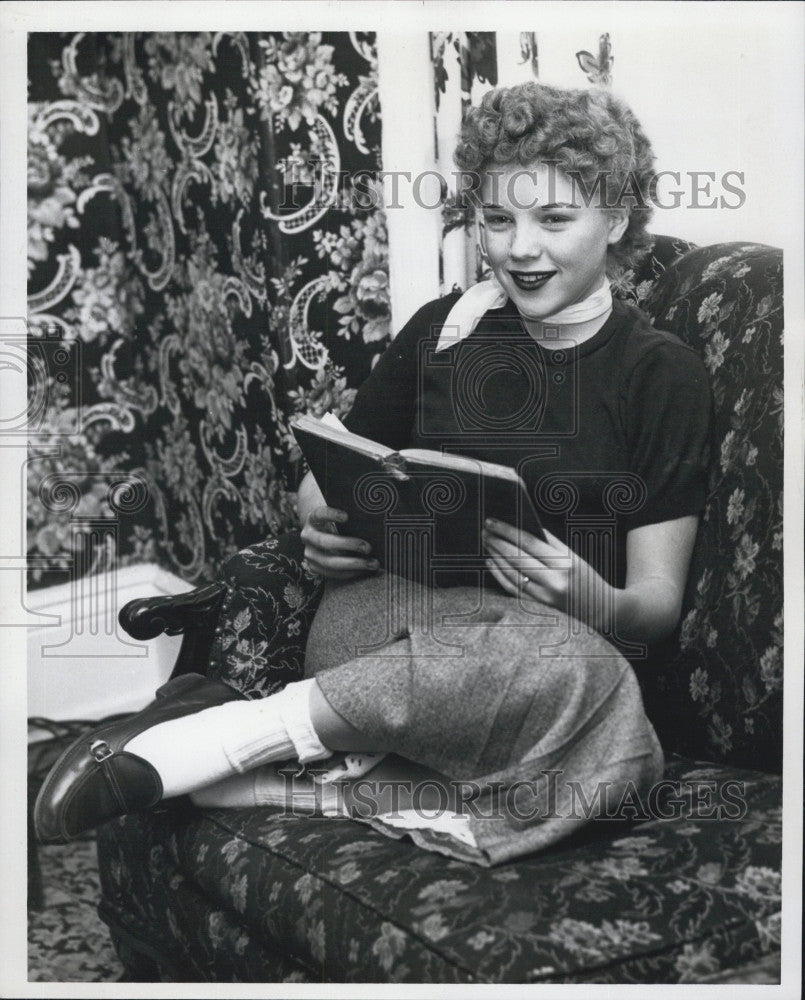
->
[27,31,386,588]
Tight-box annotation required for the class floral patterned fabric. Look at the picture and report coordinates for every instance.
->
[639,243,783,771]
[96,755,780,983]
[207,531,322,697]
[27,32,385,589]
[611,234,697,306]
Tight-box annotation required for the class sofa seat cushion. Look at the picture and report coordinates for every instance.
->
[97,755,781,983]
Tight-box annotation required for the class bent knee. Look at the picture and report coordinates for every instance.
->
[530,631,632,698]
[221,531,306,589]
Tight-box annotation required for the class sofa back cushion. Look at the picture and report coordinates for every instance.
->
[635,241,784,772]
[611,233,697,306]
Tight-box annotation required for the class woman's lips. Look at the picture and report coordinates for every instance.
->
[509,270,556,291]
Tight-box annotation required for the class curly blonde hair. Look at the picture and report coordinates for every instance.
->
[454,82,656,271]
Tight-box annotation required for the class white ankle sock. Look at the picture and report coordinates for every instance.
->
[126,678,331,799]
[190,765,345,814]
[190,772,264,809]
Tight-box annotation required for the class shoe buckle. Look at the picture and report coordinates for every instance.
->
[90,739,113,762]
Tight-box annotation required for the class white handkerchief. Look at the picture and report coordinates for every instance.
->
[433,275,613,353]
[435,277,507,353]
[313,751,387,784]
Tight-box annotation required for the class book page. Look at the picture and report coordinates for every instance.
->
[319,411,349,433]
[401,448,522,482]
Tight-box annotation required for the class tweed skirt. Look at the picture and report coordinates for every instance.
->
[304,571,664,866]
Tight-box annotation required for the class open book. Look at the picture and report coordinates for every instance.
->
[292,413,545,581]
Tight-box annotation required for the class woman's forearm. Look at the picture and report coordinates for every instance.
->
[606,577,684,646]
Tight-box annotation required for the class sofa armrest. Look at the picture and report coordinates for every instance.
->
[118,582,228,640]
[117,583,227,682]
[206,531,323,697]
[116,533,323,695]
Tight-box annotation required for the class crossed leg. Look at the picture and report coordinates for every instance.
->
[36,561,663,863]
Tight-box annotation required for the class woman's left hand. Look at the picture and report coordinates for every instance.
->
[483,518,609,621]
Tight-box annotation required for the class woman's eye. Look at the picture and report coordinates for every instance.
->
[540,215,570,226]
[483,214,511,227]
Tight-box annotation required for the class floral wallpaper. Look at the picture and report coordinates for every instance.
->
[27,31,386,588]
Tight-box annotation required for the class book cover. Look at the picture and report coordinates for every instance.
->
[292,414,545,582]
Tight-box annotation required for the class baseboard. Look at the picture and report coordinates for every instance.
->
[27,563,190,739]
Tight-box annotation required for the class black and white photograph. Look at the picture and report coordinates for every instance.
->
[1,1,802,994]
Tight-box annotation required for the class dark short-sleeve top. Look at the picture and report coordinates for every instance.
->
[344,293,713,591]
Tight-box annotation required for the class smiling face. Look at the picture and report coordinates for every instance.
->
[479,162,628,326]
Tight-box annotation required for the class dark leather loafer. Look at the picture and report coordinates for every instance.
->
[34,673,246,845]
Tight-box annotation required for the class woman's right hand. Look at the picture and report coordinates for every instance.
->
[300,505,379,580]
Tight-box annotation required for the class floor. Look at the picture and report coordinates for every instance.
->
[28,836,124,983]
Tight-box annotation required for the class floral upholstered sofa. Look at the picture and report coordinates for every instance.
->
[95,236,784,983]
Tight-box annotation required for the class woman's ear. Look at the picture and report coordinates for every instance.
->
[606,209,630,245]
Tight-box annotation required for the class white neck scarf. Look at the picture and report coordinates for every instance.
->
[434,275,613,352]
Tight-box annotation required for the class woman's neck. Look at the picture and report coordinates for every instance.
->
[521,308,613,347]
[518,273,613,346]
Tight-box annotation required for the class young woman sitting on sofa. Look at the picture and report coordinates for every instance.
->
[36,81,713,866]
